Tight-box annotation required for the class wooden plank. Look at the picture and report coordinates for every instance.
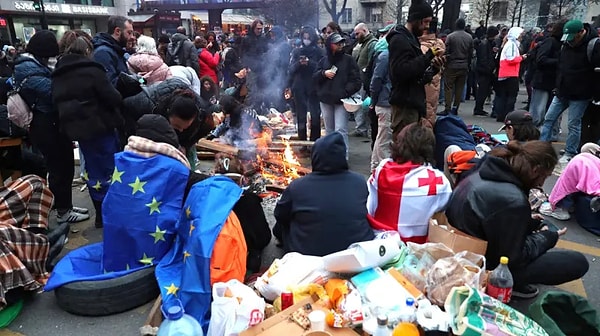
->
[196,139,239,156]
[265,157,312,175]
[196,151,216,160]
[143,295,162,328]
[266,184,286,193]
[271,140,315,147]
[0,137,22,148]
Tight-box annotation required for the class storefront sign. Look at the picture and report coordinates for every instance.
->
[14,1,110,15]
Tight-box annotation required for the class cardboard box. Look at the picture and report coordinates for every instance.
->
[428,213,487,256]
[240,296,360,336]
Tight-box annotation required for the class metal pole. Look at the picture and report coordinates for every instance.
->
[40,0,48,30]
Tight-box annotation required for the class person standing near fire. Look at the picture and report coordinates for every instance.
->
[287,27,324,142]
[313,33,362,158]
[241,19,269,112]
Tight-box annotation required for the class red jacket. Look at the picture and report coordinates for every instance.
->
[198,49,220,83]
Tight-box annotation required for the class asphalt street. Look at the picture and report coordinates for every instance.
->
[3,93,600,335]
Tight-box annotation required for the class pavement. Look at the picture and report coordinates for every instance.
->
[3,92,600,335]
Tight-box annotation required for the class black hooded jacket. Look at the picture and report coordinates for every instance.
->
[386,24,435,116]
[556,23,600,100]
[288,29,324,92]
[446,155,559,271]
[532,34,562,92]
[274,132,374,257]
[52,54,123,141]
[313,35,361,105]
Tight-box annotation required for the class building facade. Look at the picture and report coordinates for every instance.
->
[1,0,121,45]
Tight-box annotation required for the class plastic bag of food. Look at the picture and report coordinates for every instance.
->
[324,279,364,326]
[407,242,454,261]
[254,252,331,301]
[425,251,486,306]
[207,279,266,336]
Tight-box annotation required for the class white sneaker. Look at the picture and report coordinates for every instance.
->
[57,209,90,223]
[539,202,570,221]
[72,206,89,214]
[558,154,573,165]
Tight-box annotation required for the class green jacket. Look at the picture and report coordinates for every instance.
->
[356,33,377,89]
[529,291,600,336]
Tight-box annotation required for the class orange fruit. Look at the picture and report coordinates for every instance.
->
[325,311,336,327]
[392,322,419,336]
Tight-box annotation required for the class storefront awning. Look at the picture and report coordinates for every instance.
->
[131,14,155,23]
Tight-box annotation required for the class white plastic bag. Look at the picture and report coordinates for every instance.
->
[254,252,328,301]
[207,279,266,336]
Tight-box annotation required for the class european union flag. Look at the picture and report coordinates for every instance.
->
[102,152,190,272]
[156,176,242,332]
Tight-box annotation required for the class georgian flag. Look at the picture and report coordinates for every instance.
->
[367,159,452,244]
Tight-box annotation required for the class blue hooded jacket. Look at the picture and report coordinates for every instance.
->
[13,55,53,116]
[92,32,128,87]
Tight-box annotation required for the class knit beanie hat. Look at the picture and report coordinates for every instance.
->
[26,30,59,58]
[408,0,433,21]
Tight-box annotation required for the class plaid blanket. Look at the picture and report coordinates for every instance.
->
[0,175,53,308]
[125,136,191,169]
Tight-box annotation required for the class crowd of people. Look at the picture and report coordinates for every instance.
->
[0,0,599,316]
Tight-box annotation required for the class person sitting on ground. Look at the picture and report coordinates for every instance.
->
[367,122,452,243]
[126,35,172,85]
[0,175,68,308]
[444,110,538,185]
[446,140,589,299]
[273,132,374,257]
[542,152,600,224]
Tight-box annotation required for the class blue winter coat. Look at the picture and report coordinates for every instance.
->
[13,55,54,116]
[92,32,128,87]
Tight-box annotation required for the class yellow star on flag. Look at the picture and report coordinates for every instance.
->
[185,206,191,219]
[129,177,147,195]
[183,250,191,263]
[146,197,162,215]
[189,223,195,236]
[111,167,125,184]
[82,171,89,181]
[92,180,102,191]
[150,225,167,243]
[164,283,180,296]
[139,253,154,265]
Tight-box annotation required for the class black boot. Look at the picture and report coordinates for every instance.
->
[93,200,103,228]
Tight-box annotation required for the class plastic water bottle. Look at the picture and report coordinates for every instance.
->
[486,256,514,303]
[373,315,391,336]
[399,298,416,323]
[158,300,203,336]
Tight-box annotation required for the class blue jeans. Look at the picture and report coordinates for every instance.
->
[78,132,121,202]
[540,97,590,156]
[530,88,559,140]
[354,89,369,134]
[320,103,348,156]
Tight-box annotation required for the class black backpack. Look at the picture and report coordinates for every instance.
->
[166,40,183,66]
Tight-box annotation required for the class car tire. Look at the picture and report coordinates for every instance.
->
[54,266,159,316]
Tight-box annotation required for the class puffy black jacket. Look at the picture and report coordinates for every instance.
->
[446,155,559,271]
[556,23,600,100]
[274,132,374,256]
[13,55,53,116]
[386,25,435,116]
[122,77,211,148]
[532,35,561,92]
[313,37,361,106]
[52,54,122,141]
